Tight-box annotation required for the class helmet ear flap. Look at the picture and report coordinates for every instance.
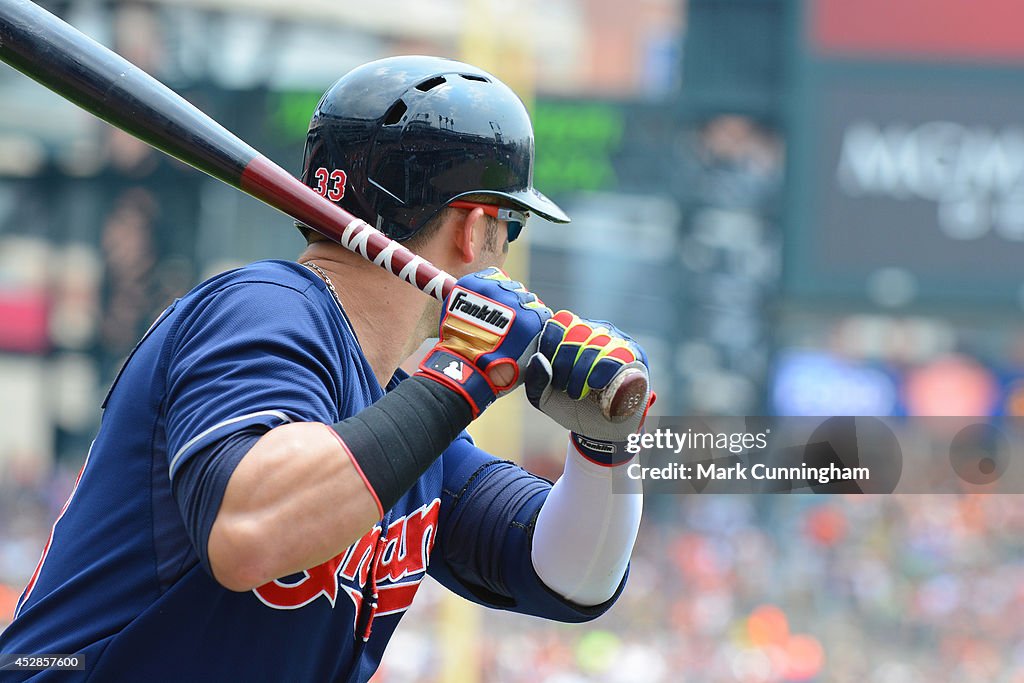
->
[299,56,569,243]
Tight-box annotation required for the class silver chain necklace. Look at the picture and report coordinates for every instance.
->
[301,261,357,341]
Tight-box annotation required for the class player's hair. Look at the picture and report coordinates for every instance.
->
[300,193,504,253]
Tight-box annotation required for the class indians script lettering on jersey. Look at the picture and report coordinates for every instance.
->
[255,499,440,634]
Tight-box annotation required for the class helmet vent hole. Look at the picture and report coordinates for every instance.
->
[383,99,408,125]
[460,74,489,83]
[415,76,447,92]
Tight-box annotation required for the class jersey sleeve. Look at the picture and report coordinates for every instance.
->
[163,279,344,573]
[428,436,627,623]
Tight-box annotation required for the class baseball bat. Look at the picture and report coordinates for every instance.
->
[0,0,647,421]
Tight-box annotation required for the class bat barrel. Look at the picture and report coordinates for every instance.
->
[0,0,257,187]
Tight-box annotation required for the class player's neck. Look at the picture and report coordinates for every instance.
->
[297,242,434,387]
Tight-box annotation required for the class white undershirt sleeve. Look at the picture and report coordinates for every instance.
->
[530,440,643,606]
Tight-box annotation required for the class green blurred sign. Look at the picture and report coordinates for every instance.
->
[532,101,624,194]
[267,90,324,143]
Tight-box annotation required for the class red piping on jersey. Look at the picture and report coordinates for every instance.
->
[17,454,90,617]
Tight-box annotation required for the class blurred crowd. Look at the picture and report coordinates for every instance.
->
[375,494,1024,683]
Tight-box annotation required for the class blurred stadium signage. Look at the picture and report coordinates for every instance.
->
[809,0,1024,63]
[837,119,1024,241]
[532,102,623,194]
[785,0,1024,309]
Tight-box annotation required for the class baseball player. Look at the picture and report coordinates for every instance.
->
[0,56,651,682]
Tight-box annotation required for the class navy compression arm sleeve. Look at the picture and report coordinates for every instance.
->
[330,376,473,514]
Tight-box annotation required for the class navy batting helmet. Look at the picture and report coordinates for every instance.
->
[299,55,569,242]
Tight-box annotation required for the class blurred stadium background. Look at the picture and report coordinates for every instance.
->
[1,0,1023,680]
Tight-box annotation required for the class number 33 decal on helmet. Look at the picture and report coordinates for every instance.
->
[312,168,347,202]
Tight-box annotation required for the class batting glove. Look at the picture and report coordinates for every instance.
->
[416,267,552,417]
[525,310,654,466]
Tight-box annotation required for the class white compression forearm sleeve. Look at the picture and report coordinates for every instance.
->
[530,440,643,606]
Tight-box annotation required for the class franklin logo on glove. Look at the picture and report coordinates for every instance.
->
[448,288,513,334]
[418,268,552,416]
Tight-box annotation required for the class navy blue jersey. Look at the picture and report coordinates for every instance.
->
[0,261,621,682]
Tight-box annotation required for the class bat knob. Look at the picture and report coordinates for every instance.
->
[600,369,649,423]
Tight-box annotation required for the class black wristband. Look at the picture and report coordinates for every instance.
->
[570,432,635,467]
[331,376,473,514]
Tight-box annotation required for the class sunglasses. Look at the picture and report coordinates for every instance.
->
[449,200,529,242]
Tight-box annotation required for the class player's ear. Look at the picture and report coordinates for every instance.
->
[452,207,487,265]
